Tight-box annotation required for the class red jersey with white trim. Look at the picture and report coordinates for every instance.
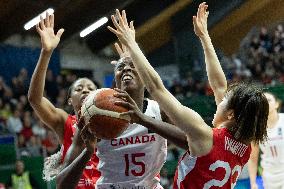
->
[62,114,77,162]
[173,127,251,189]
[62,114,101,189]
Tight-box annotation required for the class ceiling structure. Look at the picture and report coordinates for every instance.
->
[0,0,282,56]
[0,0,178,52]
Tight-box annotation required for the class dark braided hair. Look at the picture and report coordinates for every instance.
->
[226,82,269,144]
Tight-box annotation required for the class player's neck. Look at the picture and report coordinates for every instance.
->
[267,111,279,129]
[129,91,144,111]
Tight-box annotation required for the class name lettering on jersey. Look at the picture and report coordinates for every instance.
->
[225,136,248,157]
[78,178,94,187]
[107,185,148,189]
[111,134,156,146]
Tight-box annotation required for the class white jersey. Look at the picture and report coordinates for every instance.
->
[95,99,167,189]
[260,113,284,173]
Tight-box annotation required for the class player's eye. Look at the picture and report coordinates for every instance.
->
[75,86,82,91]
[89,87,95,91]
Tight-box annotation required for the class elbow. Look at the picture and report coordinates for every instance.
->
[27,90,38,105]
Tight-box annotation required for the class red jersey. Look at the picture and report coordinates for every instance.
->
[62,115,101,189]
[173,128,251,189]
[62,114,77,162]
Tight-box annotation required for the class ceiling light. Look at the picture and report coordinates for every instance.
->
[80,17,108,37]
[24,8,54,30]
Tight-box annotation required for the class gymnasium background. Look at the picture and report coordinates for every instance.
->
[0,0,283,188]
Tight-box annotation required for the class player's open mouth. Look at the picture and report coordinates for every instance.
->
[122,74,133,82]
[81,95,89,103]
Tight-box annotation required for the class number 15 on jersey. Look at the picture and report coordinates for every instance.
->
[124,153,146,176]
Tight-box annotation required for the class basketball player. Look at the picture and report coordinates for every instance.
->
[56,11,188,189]
[108,3,269,188]
[248,92,284,189]
[28,12,98,180]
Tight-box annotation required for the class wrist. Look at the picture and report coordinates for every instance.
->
[85,147,94,155]
[41,48,54,55]
[138,114,149,125]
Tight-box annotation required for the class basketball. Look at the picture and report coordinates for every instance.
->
[80,88,130,139]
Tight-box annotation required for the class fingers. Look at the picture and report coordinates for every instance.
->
[107,26,120,36]
[39,15,45,30]
[113,88,135,104]
[192,16,197,26]
[36,24,42,35]
[56,28,65,38]
[115,9,125,28]
[45,12,50,27]
[130,21,135,31]
[119,112,132,121]
[122,10,128,26]
[114,101,135,110]
[50,14,54,28]
[114,42,123,57]
[110,14,123,32]
[113,87,125,93]
[198,2,208,19]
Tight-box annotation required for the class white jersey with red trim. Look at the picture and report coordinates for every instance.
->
[173,128,251,189]
[95,99,167,189]
[260,113,284,172]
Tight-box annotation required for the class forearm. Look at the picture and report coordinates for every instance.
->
[199,34,227,92]
[127,41,165,95]
[140,115,188,149]
[64,131,85,166]
[28,49,52,104]
[248,144,260,185]
[248,158,258,185]
[56,148,93,189]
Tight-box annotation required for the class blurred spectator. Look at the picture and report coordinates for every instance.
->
[31,121,46,140]
[20,116,34,141]
[26,135,42,157]
[7,109,22,134]
[17,134,29,157]
[45,69,58,103]
[6,160,38,189]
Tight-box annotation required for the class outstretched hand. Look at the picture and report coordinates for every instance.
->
[113,88,145,124]
[111,42,131,65]
[108,10,135,48]
[193,2,209,38]
[36,12,64,52]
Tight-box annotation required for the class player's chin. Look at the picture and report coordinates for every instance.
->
[121,81,137,91]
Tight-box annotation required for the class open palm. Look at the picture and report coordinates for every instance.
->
[36,12,64,51]
[193,2,209,37]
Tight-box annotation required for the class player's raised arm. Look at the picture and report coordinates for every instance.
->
[28,12,66,141]
[108,10,212,156]
[193,2,227,105]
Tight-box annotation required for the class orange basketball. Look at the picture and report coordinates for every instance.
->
[81,88,130,139]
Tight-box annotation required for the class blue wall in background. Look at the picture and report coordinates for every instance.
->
[0,45,60,85]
